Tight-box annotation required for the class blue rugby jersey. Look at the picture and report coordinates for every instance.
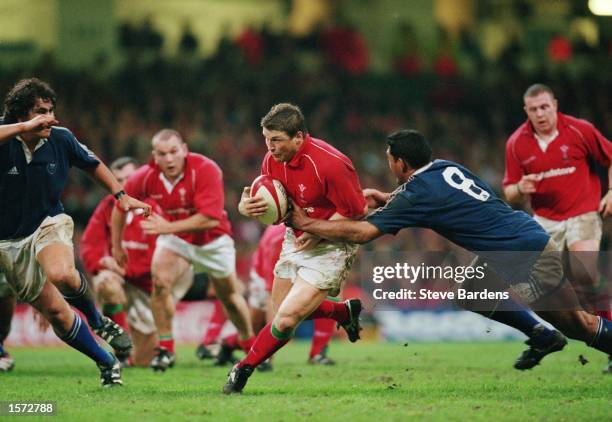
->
[366,160,551,282]
[0,126,99,239]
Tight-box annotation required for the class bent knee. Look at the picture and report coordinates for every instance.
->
[274,312,300,332]
[45,265,78,287]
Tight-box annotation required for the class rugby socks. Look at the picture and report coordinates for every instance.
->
[304,299,349,323]
[222,333,240,350]
[590,317,612,354]
[238,336,255,353]
[58,312,115,367]
[0,342,5,355]
[103,304,128,331]
[310,318,336,358]
[240,323,292,368]
[474,297,549,339]
[159,335,175,354]
[202,300,227,345]
[63,272,104,329]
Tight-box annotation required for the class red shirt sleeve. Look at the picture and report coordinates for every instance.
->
[80,195,114,274]
[193,161,225,221]
[324,161,366,218]
[581,121,612,168]
[503,136,524,187]
[116,165,149,210]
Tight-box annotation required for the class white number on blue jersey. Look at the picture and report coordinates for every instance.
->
[442,167,490,201]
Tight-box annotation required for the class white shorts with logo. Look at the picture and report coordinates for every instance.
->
[156,234,235,278]
[124,266,194,335]
[534,211,602,251]
[274,228,358,297]
[0,214,73,303]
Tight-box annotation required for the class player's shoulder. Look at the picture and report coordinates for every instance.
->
[307,137,356,173]
[559,113,596,134]
[506,121,530,146]
[187,152,222,173]
[129,162,156,184]
[49,126,78,144]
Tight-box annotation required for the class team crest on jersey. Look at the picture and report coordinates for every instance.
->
[560,145,569,161]
[298,183,306,199]
[47,162,57,174]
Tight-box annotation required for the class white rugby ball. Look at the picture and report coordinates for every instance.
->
[250,175,289,225]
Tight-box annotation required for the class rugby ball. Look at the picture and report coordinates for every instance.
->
[250,175,289,225]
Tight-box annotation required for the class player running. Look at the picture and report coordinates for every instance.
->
[0,274,15,372]
[288,129,612,373]
[112,129,254,371]
[224,103,365,394]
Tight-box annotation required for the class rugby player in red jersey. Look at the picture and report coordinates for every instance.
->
[224,103,366,393]
[111,129,254,371]
[503,84,612,372]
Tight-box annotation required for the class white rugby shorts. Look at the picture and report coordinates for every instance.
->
[274,228,358,296]
[156,234,236,279]
[0,214,73,302]
[534,211,602,250]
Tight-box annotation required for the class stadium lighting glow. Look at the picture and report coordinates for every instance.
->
[589,0,612,15]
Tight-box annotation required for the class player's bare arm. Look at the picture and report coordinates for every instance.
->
[504,174,541,204]
[363,188,391,208]
[0,114,58,145]
[289,202,381,244]
[84,163,151,215]
[140,212,219,235]
[599,165,612,217]
[238,186,269,217]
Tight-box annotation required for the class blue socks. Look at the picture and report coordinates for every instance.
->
[590,317,612,354]
[63,272,104,329]
[58,313,115,367]
[475,297,549,338]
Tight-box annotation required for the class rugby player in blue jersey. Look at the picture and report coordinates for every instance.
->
[288,129,612,368]
[0,78,151,387]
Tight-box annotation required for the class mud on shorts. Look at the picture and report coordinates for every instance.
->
[0,214,73,303]
[274,228,358,297]
[534,211,602,251]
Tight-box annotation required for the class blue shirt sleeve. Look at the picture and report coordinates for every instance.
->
[366,188,423,235]
[62,129,100,169]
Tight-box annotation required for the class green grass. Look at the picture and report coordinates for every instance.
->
[2,341,610,421]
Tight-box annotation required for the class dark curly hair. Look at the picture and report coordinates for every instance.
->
[2,78,57,124]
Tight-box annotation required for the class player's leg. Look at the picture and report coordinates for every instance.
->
[30,281,121,387]
[130,327,158,367]
[224,276,329,394]
[35,216,131,353]
[197,299,227,360]
[0,286,16,372]
[309,296,339,365]
[94,270,128,330]
[150,246,191,370]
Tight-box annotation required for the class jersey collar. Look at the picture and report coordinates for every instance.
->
[17,136,48,164]
[285,134,311,168]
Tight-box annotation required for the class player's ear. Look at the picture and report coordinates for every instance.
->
[401,159,409,173]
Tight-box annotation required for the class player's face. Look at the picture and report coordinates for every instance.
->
[152,136,187,181]
[112,163,137,188]
[262,128,304,162]
[22,98,55,140]
[386,147,405,184]
[524,92,558,136]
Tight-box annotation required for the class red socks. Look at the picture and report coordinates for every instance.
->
[310,318,336,358]
[305,299,348,323]
[240,323,292,368]
[222,333,256,353]
[159,336,174,353]
[202,300,227,345]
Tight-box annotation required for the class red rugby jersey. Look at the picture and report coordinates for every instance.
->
[503,113,612,221]
[80,194,156,293]
[123,153,232,246]
[261,135,366,236]
[251,224,286,292]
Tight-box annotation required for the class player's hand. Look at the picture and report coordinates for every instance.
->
[517,174,541,195]
[140,212,172,235]
[238,186,268,218]
[21,114,58,133]
[98,255,126,276]
[286,198,309,229]
[118,194,152,217]
[111,243,128,269]
[599,190,612,218]
[295,232,322,252]
[363,188,389,209]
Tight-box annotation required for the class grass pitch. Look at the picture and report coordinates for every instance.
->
[2,341,610,421]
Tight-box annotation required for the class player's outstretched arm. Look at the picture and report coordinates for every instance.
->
[363,188,391,209]
[288,200,382,244]
[110,206,128,268]
[238,186,268,218]
[0,114,58,145]
[140,212,219,235]
[600,165,612,217]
